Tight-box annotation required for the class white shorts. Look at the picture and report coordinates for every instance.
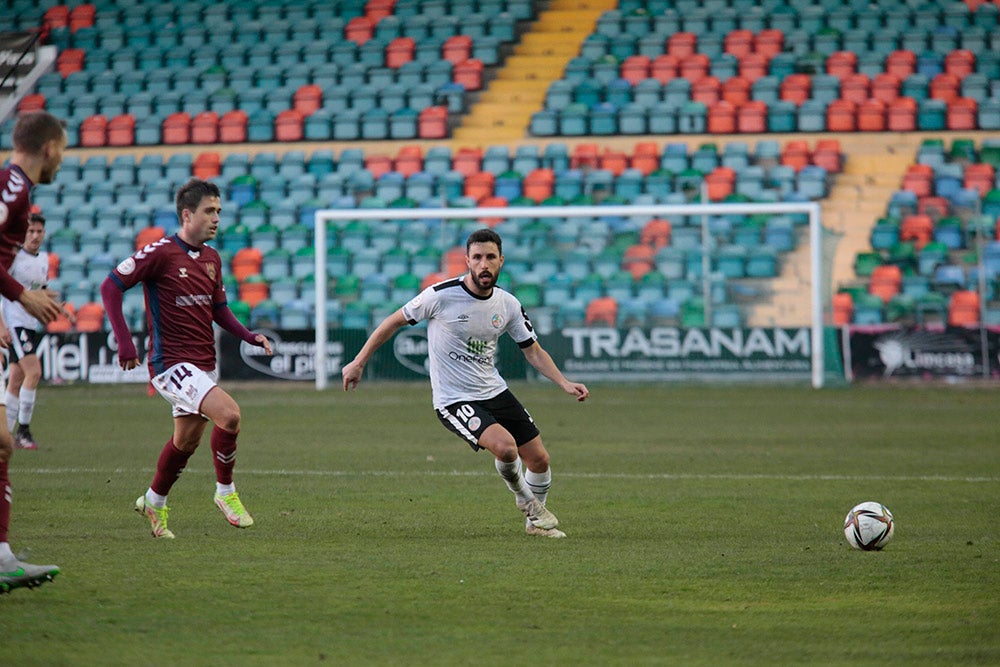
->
[151,362,219,418]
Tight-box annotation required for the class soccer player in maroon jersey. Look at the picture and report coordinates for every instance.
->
[101,178,272,539]
[0,111,68,593]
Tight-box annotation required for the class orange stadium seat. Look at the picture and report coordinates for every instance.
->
[69,4,96,32]
[724,30,755,58]
[640,219,672,248]
[780,74,811,104]
[620,55,651,84]
[75,302,105,333]
[443,35,472,64]
[738,52,769,83]
[394,145,423,177]
[345,16,374,44]
[630,142,660,175]
[901,164,933,197]
[679,54,709,83]
[900,214,934,249]
[293,85,323,115]
[946,97,977,130]
[692,76,721,105]
[832,292,853,326]
[135,226,166,250]
[570,143,599,169]
[231,247,264,282]
[452,146,482,175]
[885,50,916,78]
[622,244,656,280]
[463,172,495,201]
[705,166,735,199]
[707,100,736,133]
[56,48,84,77]
[857,99,886,132]
[948,290,980,326]
[47,303,75,334]
[651,54,679,83]
[737,100,768,133]
[599,149,628,176]
[869,264,902,301]
[667,32,697,58]
[443,248,467,277]
[365,154,394,179]
[826,51,857,79]
[722,76,751,105]
[754,29,784,57]
[523,168,554,202]
[17,93,45,112]
[417,106,448,138]
[48,252,60,280]
[386,37,415,68]
[585,297,618,327]
[944,49,975,78]
[162,112,191,145]
[453,59,483,91]
[871,73,900,103]
[192,152,221,179]
[887,97,918,131]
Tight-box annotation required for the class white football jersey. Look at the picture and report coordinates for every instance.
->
[2,247,49,330]
[402,276,537,409]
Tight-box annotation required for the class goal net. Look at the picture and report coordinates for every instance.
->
[312,201,824,390]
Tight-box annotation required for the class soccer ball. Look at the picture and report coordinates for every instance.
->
[843,501,895,551]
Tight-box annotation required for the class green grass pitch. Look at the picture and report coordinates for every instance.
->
[2,382,998,665]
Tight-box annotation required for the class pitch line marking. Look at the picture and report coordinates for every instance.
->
[18,468,1000,483]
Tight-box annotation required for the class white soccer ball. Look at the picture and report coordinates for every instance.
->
[843,501,895,551]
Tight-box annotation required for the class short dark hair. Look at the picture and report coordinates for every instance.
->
[29,212,45,226]
[466,228,502,254]
[12,111,66,153]
[175,178,221,220]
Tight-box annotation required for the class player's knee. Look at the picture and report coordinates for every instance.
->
[524,448,549,471]
[0,431,14,462]
[216,406,241,433]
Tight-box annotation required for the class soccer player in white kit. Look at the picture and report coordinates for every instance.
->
[342,228,589,538]
[3,213,50,450]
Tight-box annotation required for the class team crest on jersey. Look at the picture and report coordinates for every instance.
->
[117,257,136,275]
[179,267,188,278]
[205,263,216,281]
[491,313,504,328]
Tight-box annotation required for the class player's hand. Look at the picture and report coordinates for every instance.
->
[565,381,589,402]
[119,358,141,371]
[18,288,64,324]
[342,359,363,391]
[253,333,273,355]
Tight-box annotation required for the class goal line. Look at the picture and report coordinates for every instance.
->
[313,201,824,390]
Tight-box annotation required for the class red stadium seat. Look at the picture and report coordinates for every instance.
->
[630,142,660,175]
[887,97,917,131]
[640,219,672,248]
[840,73,870,103]
[930,73,961,103]
[69,4,96,32]
[106,113,135,146]
[219,110,248,143]
[832,292,853,325]
[162,112,191,145]
[17,93,45,112]
[651,54,679,83]
[79,114,107,147]
[679,53,709,83]
[190,111,219,144]
[948,290,980,326]
[946,97,977,130]
[522,168,554,202]
[869,264,902,300]
[667,32,697,58]
[453,146,483,175]
[705,166,736,200]
[274,109,304,141]
[692,76,721,105]
[724,29,754,58]
[442,35,472,64]
[345,16,374,44]
[737,100,767,133]
[453,59,483,91]
[721,76,751,105]
[463,172,495,201]
[944,49,976,79]
[706,100,736,134]
[620,55,651,84]
[857,98,886,131]
[825,50,857,79]
[570,143,599,169]
[737,52,769,83]
[386,37,415,68]
[885,50,916,78]
[871,73,900,103]
[585,297,618,327]
[417,106,448,138]
[364,154,393,179]
[754,29,784,57]
[394,145,423,177]
[293,85,323,115]
[780,74,811,104]
[826,99,856,132]
[135,226,166,251]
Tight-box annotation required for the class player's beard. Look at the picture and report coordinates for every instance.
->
[474,269,498,291]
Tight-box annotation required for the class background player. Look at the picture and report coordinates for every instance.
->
[342,228,589,538]
[4,212,51,450]
[0,111,67,592]
[101,178,272,539]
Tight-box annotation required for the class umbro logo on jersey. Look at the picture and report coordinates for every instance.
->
[457,314,469,322]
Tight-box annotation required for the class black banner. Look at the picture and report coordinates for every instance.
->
[0,32,39,91]
[847,325,1000,379]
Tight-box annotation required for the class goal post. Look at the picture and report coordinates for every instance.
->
[313,201,825,390]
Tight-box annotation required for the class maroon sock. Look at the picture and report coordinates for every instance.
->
[150,439,193,497]
[210,426,238,486]
[0,461,10,544]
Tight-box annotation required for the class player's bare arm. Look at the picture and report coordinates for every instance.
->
[342,309,409,390]
[522,341,589,402]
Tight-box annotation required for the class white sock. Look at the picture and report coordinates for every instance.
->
[145,488,168,509]
[494,457,534,504]
[4,392,17,431]
[525,468,551,505]
[0,541,13,560]
[17,388,36,427]
[216,482,235,497]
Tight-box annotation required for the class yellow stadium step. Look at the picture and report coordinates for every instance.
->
[453,2,609,143]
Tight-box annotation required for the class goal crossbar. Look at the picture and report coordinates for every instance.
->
[314,201,824,389]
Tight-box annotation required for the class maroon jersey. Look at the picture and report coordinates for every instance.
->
[108,234,226,376]
[0,164,33,300]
